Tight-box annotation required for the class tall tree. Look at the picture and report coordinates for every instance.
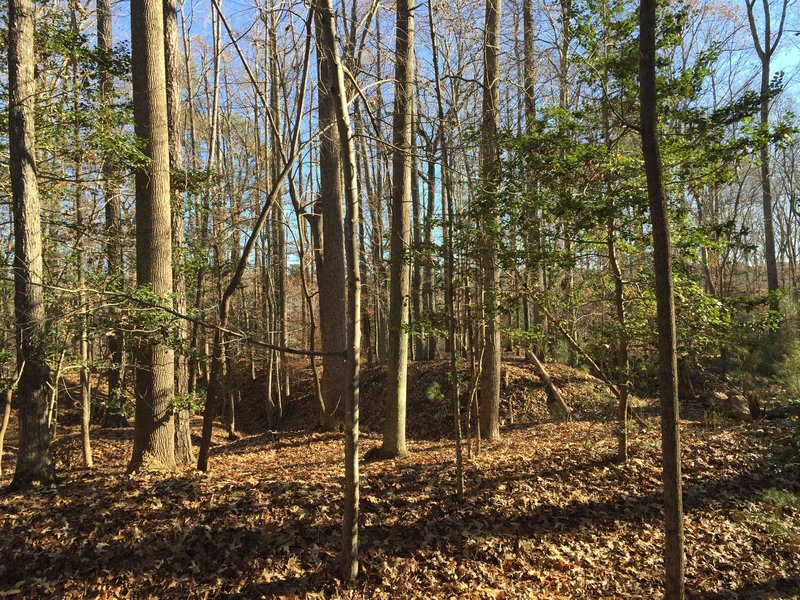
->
[98,0,126,428]
[313,7,348,431]
[128,0,177,473]
[478,0,502,441]
[164,0,194,465]
[314,0,362,581]
[376,0,415,459]
[640,0,684,596]
[745,0,791,310]
[8,0,57,490]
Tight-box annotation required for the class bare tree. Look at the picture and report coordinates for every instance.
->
[745,0,792,309]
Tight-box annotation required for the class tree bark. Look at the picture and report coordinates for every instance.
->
[97,0,126,428]
[8,0,57,489]
[640,1,685,596]
[164,0,194,466]
[314,9,348,431]
[314,0,362,581]
[128,0,177,473]
[478,0,502,442]
[379,0,415,459]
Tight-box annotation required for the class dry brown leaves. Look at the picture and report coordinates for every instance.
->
[1,369,799,598]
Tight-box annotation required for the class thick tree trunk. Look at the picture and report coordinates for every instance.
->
[380,0,415,459]
[314,10,347,431]
[640,1,685,596]
[128,0,177,473]
[478,0,502,442]
[8,0,57,489]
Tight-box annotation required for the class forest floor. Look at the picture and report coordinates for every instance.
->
[1,357,799,598]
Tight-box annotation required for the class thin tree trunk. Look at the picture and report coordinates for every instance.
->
[164,0,194,466]
[428,0,463,500]
[97,0,126,428]
[71,6,93,468]
[640,1,684,595]
[0,389,13,478]
[314,0,361,581]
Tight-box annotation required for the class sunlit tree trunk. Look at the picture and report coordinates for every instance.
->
[8,0,57,490]
[478,0,502,441]
[128,0,177,473]
[164,0,194,466]
[313,8,347,431]
[379,0,415,458]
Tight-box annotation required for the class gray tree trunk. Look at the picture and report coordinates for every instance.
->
[128,0,177,473]
[313,10,347,431]
[478,0,502,441]
[375,0,415,459]
[164,0,194,466]
[8,0,57,489]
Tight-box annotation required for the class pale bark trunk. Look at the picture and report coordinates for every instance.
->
[8,0,57,489]
[0,389,11,478]
[128,0,177,473]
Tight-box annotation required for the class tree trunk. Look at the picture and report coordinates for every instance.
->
[128,0,177,473]
[428,0,463,500]
[745,0,790,310]
[314,0,361,581]
[0,389,13,478]
[379,0,415,459]
[8,0,57,489]
[640,1,685,595]
[314,9,347,431]
[164,0,194,466]
[71,6,93,468]
[478,0,502,442]
[97,0,126,428]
